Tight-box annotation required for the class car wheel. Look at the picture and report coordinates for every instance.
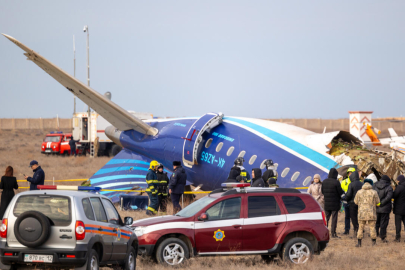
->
[86,249,99,270]
[122,246,136,270]
[14,211,51,248]
[282,237,313,264]
[156,238,189,266]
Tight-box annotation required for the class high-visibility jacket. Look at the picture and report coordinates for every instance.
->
[238,167,251,184]
[146,169,158,195]
[341,177,351,193]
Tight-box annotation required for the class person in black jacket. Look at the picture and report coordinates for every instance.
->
[169,161,187,213]
[24,160,45,190]
[374,175,393,242]
[226,166,241,183]
[393,175,405,242]
[156,164,170,212]
[251,168,265,187]
[321,168,344,238]
[262,159,277,187]
[69,137,80,157]
[345,171,363,237]
[0,166,18,219]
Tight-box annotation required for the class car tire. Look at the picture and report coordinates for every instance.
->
[282,237,313,264]
[121,246,136,270]
[156,238,189,266]
[86,249,99,270]
[14,211,51,248]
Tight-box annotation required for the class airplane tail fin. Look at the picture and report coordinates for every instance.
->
[2,34,158,136]
[388,128,399,138]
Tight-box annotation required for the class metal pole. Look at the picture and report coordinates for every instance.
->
[84,25,93,158]
[73,35,76,114]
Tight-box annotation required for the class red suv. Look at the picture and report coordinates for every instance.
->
[132,184,329,266]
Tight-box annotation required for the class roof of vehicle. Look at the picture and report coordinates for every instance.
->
[14,190,108,199]
[211,187,304,197]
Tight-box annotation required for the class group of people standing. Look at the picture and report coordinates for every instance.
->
[145,160,187,215]
[307,166,405,246]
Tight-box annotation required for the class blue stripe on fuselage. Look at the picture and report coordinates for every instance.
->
[224,117,338,171]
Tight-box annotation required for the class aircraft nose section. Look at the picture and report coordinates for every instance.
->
[105,125,123,147]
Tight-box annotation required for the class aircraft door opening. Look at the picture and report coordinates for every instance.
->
[182,113,224,168]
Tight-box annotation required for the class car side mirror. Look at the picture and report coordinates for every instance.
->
[198,213,208,222]
[124,217,133,226]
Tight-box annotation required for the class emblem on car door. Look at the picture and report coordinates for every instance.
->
[213,229,225,241]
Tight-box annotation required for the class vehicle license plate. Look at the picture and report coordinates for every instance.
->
[24,254,53,263]
[45,149,52,153]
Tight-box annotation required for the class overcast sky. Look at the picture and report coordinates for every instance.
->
[0,1,404,119]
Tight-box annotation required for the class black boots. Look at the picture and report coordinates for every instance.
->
[372,239,376,246]
[343,231,350,235]
[381,238,388,243]
[394,238,401,243]
[331,233,340,238]
[355,239,361,247]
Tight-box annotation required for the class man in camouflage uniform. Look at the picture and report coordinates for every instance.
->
[354,179,380,247]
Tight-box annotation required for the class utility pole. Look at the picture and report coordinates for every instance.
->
[83,25,94,158]
[73,35,76,114]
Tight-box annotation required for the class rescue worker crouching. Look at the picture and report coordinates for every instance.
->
[157,164,169,213]
[234,157,251,184]
[146,160,159,216]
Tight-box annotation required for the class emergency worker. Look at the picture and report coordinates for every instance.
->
[262,159,277,186]
[345,171,363,237]
[169,161,187,214]
[69,137,80,157]
[24,160,45,191]
[374,175,393,242]
[234,157,251,184]
[251,168,265,187]
[354,178,380,247]
[146,160,159,215]
[341,167,356,235]
[227,166,241,182]
[156,164,169,212]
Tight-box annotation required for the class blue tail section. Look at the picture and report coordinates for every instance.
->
[90,149,170,203]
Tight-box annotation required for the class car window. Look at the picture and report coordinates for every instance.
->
[82,198,95,220]
[44,136,61,142]
[13,195,71,226]
[176,196,217,218]
[102,198,121,225]
[248,196,280,218]
[90,197,108,222]
[282,196,306,214]
[206,197,241,221]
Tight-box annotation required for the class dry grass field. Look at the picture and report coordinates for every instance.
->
[0,130,404,270]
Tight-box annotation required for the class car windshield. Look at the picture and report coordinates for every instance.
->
[44,136,61,142]
[175,196,217,218]
[13,195,71,226]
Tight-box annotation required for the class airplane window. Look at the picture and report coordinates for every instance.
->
[303,176,312,186]
[226,146,235,156]
[281,168,290,178]
[249,155,257,165]
[260,160,266,170]
[238,151,246,158]
[205,138,213,148]
[291,172,300,182]
[216,142,223,152]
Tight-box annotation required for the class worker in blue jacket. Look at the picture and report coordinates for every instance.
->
[169,161,187,213]
[24,160,45,190]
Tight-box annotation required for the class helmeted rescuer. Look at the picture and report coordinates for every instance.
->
[344,171,363,237]
[393,175,405,242]
[169,161,187,214]
[68,136,80,157]
[262,159,277,187]
[156,164,169,212]
[374,175,394,242]
[226,166,241,183]
[234,157,251,184]
[24,160,45,190]
[251,168,265,187]
[146,160,159,215]
[341,167,355,235]
[321,168,344,238]
[354,178,380,247]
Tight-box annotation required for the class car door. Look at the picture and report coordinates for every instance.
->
[194,196,243,253]
[242,195,286,251]
[102,198,127,261]
[89,197,113,261]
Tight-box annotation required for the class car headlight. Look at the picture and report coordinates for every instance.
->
[134,226,146,237]
[53,145,56,149]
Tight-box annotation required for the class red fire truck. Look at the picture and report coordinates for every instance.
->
[41,132,79,155]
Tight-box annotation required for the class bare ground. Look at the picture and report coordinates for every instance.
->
[1,130,404,270]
